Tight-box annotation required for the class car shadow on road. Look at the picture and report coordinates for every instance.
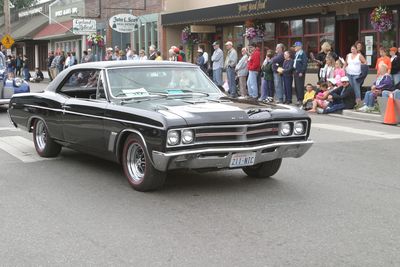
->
[57,149,284,194]
[0,105,9,113]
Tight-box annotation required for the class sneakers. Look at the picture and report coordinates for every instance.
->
[316,107,324,114]
[357,105,370,112]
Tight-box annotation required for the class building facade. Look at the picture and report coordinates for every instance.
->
[161,0,400,69]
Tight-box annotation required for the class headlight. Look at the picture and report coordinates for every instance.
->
[280,122,292,136]
[182,129,194,144]
[14,78,23,87]
[167,130,180,146]
[294,121,305,135]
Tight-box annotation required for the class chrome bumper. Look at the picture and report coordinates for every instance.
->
[0,98,10,105]
[152,140,313,171]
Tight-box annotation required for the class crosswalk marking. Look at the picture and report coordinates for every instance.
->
[0,127,19,131]
[0,136,54,163]
[312,123,400,139]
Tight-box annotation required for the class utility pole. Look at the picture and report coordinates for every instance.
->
[3,0,11,35]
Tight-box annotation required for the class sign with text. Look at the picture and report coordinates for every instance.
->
[109,14,138,33]
[190,25,216,33]
[73,19,96,35]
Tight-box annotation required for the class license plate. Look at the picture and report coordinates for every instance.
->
[229,152,256,167]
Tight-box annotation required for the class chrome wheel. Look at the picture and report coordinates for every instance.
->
[35,120,47,151]
[126,143,146,183]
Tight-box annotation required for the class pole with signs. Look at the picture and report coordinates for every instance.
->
[3,0,11,35]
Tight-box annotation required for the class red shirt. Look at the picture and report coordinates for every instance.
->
[248,48,261,71]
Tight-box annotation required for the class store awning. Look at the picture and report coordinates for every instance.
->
[161,0,369,26]
[13,15,48,41]
[34,20,74,40]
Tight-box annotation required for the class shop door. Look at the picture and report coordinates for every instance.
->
[337,19,358,57]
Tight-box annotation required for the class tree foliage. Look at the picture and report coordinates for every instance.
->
[0,0,37,13]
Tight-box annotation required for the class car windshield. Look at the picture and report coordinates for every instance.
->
[106,67,220,98]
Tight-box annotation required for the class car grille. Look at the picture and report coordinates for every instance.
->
[194,122,280,144]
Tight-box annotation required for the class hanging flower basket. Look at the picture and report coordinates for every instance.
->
[370,6,393,32]
[181,26,199,44]
[87,33,105,47]
[243,21,265,40]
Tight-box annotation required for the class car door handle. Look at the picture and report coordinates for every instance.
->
[62,104,71,109]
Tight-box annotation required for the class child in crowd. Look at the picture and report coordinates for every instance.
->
[308,82,331,113]
[319,55,335,82]
[302,83,316,110]
[334,59,346,87]
[260,50,274,102]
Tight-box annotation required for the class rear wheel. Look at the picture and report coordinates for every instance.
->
[122,134,166,191]
[242,159,282,178]
[33,119,62,157]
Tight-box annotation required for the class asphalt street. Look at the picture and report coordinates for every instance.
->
[0,83,400,266]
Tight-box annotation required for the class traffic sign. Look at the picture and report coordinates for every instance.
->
[1,34,15,49]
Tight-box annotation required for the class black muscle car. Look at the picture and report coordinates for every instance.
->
[8,61,313,191]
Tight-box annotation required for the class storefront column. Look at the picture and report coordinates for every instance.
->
[150,22,155,47]
[34,45,39,68]
[138,25,142,52]
[144,22,149,54]
[82,35,87,51]
[131,32,135,51]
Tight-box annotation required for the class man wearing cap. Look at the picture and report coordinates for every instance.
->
[224,41,238,97]
[324,76,355,113]
[293,41,308,105]
[211,41,224,87]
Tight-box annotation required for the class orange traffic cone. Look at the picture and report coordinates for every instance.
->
[383,94,397,125]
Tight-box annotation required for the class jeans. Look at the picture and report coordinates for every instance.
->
[212,68,223,86]
[273,72,284,102]
[294,72,305,102]
[247,70,259,98]
[260,79,274,100]
[226,67,237,97]
[283,75,293,103]
[347,74,361,100]
[23,68,30,81]
[363,91,376,107]
[392,73,400,86]
[382,89,400,100]
[323,103,345,114]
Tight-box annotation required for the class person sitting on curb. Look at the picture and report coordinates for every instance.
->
[29,68,44,83]
[308,79,336,113]
[302,84,316,110]
[358,63,393,112]
[323,76,355,114]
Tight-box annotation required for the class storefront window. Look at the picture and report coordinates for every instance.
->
[305,18,319,34]
[279,21,289,36]
[290,20,303,36]
[320,17,335,33]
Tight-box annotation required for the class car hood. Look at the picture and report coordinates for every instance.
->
[121,97,308,126]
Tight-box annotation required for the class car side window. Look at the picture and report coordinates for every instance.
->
[59,69,100,99]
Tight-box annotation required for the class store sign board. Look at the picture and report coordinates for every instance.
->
[365,36,373,56]
[18,7,43,18]
[55,7,78,17]
[109,14,139,33]
[238,0,267,14]
[190,25,216,33]
[73,19,97,35]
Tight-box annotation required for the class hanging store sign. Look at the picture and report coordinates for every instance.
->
[73,19,97,35]
[190,25,216,33]
[18,7,43,18]
[55,7,78,17]
[109,14,139,33]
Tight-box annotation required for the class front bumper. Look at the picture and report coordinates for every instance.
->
[152,140,313,171]
[0,98,10,105]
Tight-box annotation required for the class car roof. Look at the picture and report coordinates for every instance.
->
[70,60,196,70]
[45,60,199,92]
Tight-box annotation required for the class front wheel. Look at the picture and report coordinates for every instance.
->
[33,119,62,157]
[122,134,166,192]
[242,159,282,178]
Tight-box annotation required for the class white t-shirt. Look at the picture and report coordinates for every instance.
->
[203,52,209,64]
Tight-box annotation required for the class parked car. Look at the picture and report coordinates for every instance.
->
[0,52,30,105]
[8,61,313,191]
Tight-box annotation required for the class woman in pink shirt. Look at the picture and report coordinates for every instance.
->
[334,59,346,86]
